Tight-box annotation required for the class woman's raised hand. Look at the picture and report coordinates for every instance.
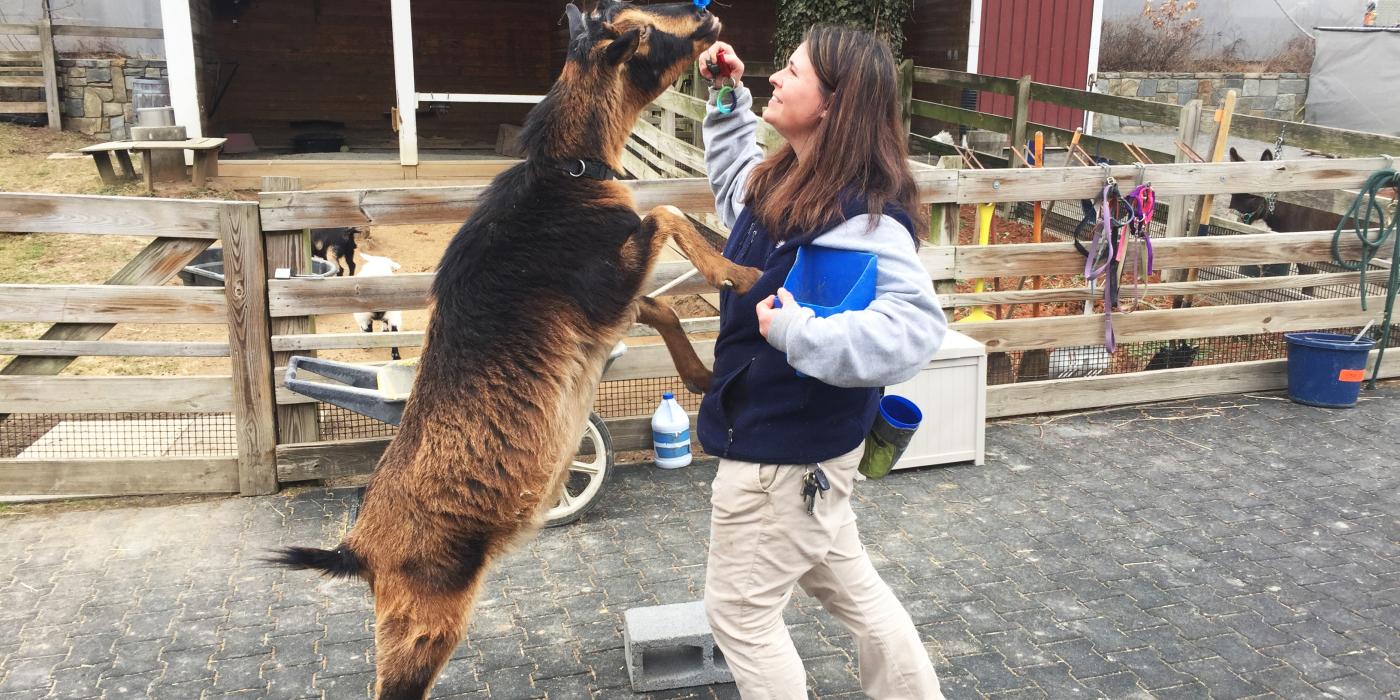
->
[699,41,744,83]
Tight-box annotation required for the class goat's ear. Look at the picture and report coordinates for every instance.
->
[1229,147,1245,162]
[564,4,586,43]
[605,26,644,65]
[1260,149,1274,162]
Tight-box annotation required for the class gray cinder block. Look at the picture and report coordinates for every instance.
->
[623,601,733,692]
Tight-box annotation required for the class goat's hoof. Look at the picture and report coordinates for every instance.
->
[683,372,712,395]
[723,266,762,295]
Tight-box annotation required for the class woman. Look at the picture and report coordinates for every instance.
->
[697,25,947,700]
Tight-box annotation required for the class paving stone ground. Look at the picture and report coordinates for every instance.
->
[1,388,1398,699]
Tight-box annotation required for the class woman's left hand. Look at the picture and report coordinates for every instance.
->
[756,287,796,339]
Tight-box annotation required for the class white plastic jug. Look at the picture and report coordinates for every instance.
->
[651,392,692,469]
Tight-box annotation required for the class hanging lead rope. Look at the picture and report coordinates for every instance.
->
[1120,183,1157,312]
[1082,181,1124,352]
[1077,176,1158,353]
[1331,167,1400,388]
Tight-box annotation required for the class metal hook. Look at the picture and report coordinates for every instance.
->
[1099,161,1115,187]
[1133,161,1149,187]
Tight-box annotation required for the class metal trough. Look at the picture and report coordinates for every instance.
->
[283,342,629,427]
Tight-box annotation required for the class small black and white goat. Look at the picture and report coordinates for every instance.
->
[311,227,359,277]
[352,253,404,361]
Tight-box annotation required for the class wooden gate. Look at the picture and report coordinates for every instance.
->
[0,193,274,497]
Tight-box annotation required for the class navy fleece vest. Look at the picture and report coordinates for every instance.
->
[697,199,915,464]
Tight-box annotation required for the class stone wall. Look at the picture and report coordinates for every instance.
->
[1093,71,1308,134]
[59,58,169,140]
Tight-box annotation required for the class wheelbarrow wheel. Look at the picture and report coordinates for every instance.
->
[545,412,614,527]
[343,413,613,529]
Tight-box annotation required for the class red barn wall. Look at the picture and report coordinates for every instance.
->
[976,0,1095,131]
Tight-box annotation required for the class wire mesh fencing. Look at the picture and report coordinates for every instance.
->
[0,412,238,460]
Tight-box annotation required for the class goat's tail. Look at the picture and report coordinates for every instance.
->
[267,543,366,580]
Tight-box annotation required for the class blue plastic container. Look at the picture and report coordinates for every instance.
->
[856,395,923,479]
[879,394,922,429]
[782,246,877,318]
[1284,332,1375,408]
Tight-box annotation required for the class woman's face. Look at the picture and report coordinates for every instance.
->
[764,42,829,143]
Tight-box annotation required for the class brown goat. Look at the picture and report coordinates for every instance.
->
[272,3,755,698]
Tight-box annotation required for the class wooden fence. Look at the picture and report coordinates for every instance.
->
[3,98,1400,496]
[908,67,1400,223]
[911,66,1400,161]
[0,193,269,497]
[249,155,1400,484]
[0,16,162,128]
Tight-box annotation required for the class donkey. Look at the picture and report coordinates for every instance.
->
[272,3,752,698]
[1227,147,1343,278]
[1227,148,1342,234]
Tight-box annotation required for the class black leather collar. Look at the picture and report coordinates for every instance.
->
[548,158,619,180]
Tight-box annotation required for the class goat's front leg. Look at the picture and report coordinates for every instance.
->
[635,296,711,394]
[645,205,761,294]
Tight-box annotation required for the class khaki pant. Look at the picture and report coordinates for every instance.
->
[704,445,943,700]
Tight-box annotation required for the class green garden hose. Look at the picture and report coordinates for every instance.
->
[1331,168,1400,388]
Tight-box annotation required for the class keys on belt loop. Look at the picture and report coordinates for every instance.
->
[801,466,831,516]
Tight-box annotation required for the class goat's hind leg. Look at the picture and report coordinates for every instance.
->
[644,205,761,294]
[371,537,499,700]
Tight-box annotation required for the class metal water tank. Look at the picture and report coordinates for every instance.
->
[132,79,175,128]
[131,78,170,111]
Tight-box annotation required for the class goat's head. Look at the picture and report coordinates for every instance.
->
[561,1,721,110]
[1227,147,1273,222]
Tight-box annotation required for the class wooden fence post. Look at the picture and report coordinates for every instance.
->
[1163,98,1204,277]
[38,0,60,131]
[1009,75,1032,168]
[689,63,706,148]
[660,101,677,170]
[931,154,962,300]
[999,75,1033,219]
[898,58,914,138]
[1164,100,1209,238]
[221,202,278,496]
[261,176,321,446]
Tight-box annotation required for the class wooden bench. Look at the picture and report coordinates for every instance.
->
[79,137,227,193]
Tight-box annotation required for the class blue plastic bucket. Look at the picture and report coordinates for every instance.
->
[782,246,877,318]
[1284,332,1375,408]
[857,395,923,479]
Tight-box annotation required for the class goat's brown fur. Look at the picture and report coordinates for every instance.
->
[273,3,757,698]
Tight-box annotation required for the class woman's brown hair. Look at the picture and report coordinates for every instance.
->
[744,24,922,240]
